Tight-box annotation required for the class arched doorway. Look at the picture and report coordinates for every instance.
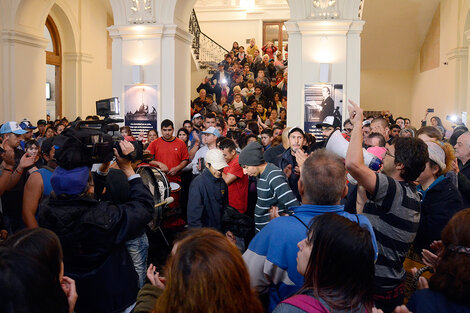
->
[45,15,62,119]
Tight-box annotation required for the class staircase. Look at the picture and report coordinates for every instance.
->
[189,9,229,74]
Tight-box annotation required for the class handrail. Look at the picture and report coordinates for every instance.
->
[190,9,229,53]
[189,9,229,71]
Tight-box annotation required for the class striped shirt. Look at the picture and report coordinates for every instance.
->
[363,172,421,290]
[255,163,300,232]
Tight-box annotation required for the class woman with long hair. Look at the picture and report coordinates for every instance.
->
[406,209,470,312]
[176,128,190,149]
[135,228,264,313]
[2,228,77,313]
[144,129,158,150]
[274,213,375,313]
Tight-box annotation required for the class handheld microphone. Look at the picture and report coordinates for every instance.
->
[154,197,174,208]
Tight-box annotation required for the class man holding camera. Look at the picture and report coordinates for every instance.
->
[38,141,154,313]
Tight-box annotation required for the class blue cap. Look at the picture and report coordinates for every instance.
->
[0,121,28,135]
[19,119,37,130]
[51,166,89,196]
[201,126,221,138]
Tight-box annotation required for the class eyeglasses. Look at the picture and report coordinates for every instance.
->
[385,150,395,158]
[344,128,353,133]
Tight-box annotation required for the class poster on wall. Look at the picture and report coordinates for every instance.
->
[304,84,343,140]
[124,85,158,140]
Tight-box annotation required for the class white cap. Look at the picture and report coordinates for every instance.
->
[205,149,229,170]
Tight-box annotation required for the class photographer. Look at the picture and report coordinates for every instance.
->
[38,141,154,313]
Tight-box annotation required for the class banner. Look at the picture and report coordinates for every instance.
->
[304,84,343,141]
[124,85,158,140]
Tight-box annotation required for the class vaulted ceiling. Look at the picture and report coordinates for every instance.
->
[361,0,440,70]
[193,0,440,70]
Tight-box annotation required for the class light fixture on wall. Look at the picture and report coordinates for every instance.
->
[132,65,144,84]
[319,63,331,83]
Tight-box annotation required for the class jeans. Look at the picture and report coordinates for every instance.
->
[125,233,149,288]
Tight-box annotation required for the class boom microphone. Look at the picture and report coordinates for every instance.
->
[326,130,382,171]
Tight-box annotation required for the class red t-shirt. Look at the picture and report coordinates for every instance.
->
[148,137,189,182]
[223,154,248,213]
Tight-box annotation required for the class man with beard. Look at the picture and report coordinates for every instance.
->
[345,100,428,313]
[279,127,306,201]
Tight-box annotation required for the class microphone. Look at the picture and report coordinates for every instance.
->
[154,197,174,208]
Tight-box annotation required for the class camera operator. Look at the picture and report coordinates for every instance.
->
[38,141,154,313]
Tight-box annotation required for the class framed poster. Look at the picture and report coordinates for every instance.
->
[304,84,343,140]
[124,85,158,140]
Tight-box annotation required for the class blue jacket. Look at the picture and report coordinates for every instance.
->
[243,204,378,312]
[407,288,470,313]
[187,169,228,231]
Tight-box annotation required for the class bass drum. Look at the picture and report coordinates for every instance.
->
[136,165,170,227]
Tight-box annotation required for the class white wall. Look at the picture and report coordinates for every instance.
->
[195,5,290,52]
[408,0,469,129]
[361,70,414,120]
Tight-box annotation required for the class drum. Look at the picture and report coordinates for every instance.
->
[136,165,170,205]
[136,165,171,229]
[169,182,181,209]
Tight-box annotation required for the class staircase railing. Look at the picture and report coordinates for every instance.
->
[189,9,229,71]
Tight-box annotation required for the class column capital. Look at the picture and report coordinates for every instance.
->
[446,47,469,61]
[162,25,193,45]
[294,19,364,36]
[1,30,49,49]
[63,52,94,63]
[107,24,164,40]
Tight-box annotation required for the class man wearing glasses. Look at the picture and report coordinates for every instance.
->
[346,100,428,313]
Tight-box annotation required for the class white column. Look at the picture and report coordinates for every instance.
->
[285,21,302,127]
[1,30,49,121]
[284,19,364,129]
[108,24,164,126]
[161,25,193,128]
[62,52,94,119]
[446,46,468,116]
[345,20,365,107]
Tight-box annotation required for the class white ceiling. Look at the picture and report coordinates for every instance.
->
[361,0,440,70]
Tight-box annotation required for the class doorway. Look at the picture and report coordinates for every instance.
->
[45,15,62,119]
[263,21,288,54]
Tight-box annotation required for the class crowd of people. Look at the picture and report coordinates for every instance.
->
[1,39,470,313]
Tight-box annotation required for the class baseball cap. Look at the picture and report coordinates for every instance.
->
[288,126,305,137]
[316,116,338,128]
[205,149,228,170]
[201,126,221,138]
[0,121,28,135]
[19,119,37,130]
[192,113,203,120]
[51,166,89,196]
